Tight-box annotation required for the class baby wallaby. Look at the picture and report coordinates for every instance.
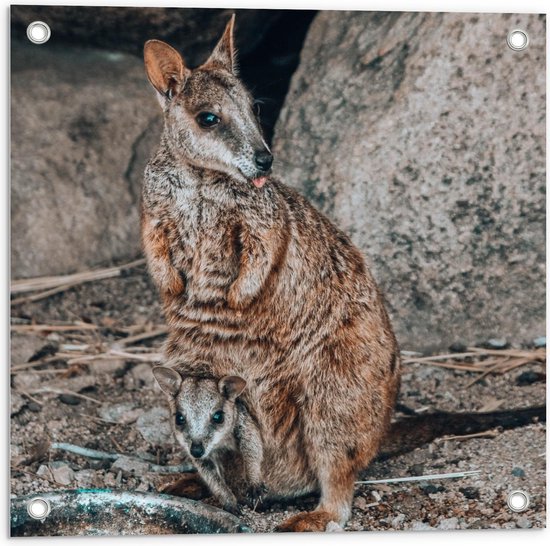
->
[152,366,265,515]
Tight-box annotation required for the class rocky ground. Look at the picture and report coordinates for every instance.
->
[10,262,546,534]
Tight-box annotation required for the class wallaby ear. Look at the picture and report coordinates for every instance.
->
[203,14,237,74]
[144,40,188,101]
[218,375,246,401]
[152,366,183,397]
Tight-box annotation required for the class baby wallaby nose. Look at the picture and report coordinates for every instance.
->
[254,150,273,172]
[190,441,205,459]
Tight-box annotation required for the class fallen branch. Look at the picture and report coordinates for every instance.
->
[355,470,481,486]
[50,442,193,473]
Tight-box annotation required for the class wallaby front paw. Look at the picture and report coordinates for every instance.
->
[223,501,243,517]
[245,483,268,508]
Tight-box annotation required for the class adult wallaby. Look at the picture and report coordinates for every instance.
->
[142,16,400,531]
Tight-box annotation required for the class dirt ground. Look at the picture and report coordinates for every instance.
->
[10,262,547,534]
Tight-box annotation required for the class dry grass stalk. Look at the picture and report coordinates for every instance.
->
[114,327,169,347]
[404,346,545,383]
[11,323,100,333]
[437,429,501,442]
[11,258,146,294]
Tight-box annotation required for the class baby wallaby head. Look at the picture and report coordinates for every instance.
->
[143,15,273,188]
[153,366,246,460]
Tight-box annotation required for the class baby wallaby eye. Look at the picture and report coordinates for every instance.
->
[211,410,224,424]
[175,412,185,427]
[196,112,221,129]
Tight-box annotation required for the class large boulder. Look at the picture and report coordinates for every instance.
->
[10,5,279,63]
[11,41,162,278]
[274,12,545,351]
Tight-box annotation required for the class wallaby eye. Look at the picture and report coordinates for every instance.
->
[175,412,185,427]
[196,112,221,129]
[212,410,224,425]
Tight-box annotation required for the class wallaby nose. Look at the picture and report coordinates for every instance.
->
[190,442,205,459]
[254,150,273,172]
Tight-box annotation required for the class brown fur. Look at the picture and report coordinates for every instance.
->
[142,17,400,530]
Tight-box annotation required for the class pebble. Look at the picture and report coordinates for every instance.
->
[408,464,424,475]
[94,358,126,375]
[449,342,467,353]
[136,407,172,445]
[419,482,444,495]
[459,486,480,500]
[354,496,368,510]
[487,338,508,349]
[10,394,26,415]
[533,336,546,348]
[516,370,544,386]
[50,462,75,485]
[111,456,150,477]
[516,516,532,529]
[130,363,156,387]
[12,373,42,391]
[59,394,81,406]
[391,514,406,528]
[36,464,52,479]
[99,402,142,424]
[511,467,526,478]
[410,521,434,531]
[74,469,96,488]
[27,401,42,413]
[103,472,117,488]
[438,517,459,530]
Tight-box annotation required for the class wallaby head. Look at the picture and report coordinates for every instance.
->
[152,366,246,459]
[144,15,273,188]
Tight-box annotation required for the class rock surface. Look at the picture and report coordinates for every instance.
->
[274,12,546,350]
[11,5,278,63]
[11,42,161,278]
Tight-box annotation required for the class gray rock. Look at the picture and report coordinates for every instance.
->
[11,6,278,63]
[10,394,26,415]
[511,466,526,478]
[11,42,161,278]
[99,402,143,425]
[111,456,149,477]
[438,517,459,530]
[533,336,546,348]
[516,516,533,529]
[487,338,508,349]
[93,359,126,375]
[50,462,75,485]
[391,514,406,528]
[410,521,434,531]
[12,373,42,392]
[136,407,173,446]
[74,469,97,488]
[274,12,545,351]
[130,363,156,387]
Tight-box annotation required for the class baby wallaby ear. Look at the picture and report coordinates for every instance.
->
[144,40,188,102]
[218,375,246,401]
[152,366,183,397]
[203,14,237,74]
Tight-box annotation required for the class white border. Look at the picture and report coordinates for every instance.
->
[1,2,548,546]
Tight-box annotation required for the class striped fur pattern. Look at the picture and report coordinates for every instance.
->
[142,17,401,531]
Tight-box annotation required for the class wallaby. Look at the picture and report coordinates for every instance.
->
[142,16,400,531]
[152,366,266,515]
